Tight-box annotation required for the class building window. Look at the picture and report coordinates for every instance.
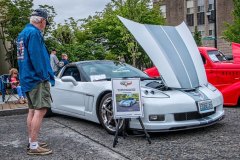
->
[197,0,205,25]
[197,12,205,25]
[160,5,166,18]
[187,0,194,14]
[198,6,204,12]
[208,0,215,24]
[186,0,194,26]
[186,14,194,26]
[209,30,213,36]
[200,30,205,36]
[187,8,194,14]
[208,4,213,10]
[209,0,214,6]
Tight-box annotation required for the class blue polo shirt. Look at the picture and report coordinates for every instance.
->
[17,24,55,92]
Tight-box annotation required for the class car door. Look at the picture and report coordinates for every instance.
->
[52,66,85,115]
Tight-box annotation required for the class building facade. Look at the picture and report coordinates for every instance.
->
[157,0,234,54]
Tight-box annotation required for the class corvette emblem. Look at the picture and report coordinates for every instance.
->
[120,81,132,87]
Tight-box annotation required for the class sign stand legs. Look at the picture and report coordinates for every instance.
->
[113,119,122,148]
[113,117,151,148]
[138,117,151,144]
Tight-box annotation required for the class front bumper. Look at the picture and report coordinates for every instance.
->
[129,108,224,132]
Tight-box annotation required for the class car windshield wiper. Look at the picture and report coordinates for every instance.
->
[93,76,161,81]
[120,76,161,81]
[140,77,161,81]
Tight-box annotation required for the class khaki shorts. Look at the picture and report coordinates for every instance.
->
[26,81,52,110]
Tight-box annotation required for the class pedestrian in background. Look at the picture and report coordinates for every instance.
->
[9,68,27,104]
[59,53,69,70]
[50,49,60,75]
[17,9,55,155]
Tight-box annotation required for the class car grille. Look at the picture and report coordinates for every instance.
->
[174,108,216,121]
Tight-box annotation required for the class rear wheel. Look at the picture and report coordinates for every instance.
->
[98,93,124,135]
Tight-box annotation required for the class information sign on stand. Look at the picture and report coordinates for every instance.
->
[112,78,143,119]
[111,78,151,147]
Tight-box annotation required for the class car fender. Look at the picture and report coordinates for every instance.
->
[220,82,240,106]
[96,90,112,121]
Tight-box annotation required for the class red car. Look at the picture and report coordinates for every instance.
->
[145,47,240,106]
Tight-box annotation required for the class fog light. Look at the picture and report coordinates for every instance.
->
[149,115,158,120]
[149,115,165,121]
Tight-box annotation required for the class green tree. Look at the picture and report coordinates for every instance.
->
[0,0,56,68]
[0,0,33,68]
[48,18,106,62]
[79,0,165,68]
[52,24,75,45]
[193,26,202,46]
[222,0,240,43]
[46,0,165,68]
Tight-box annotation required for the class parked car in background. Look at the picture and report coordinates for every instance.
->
[145,47,240,106]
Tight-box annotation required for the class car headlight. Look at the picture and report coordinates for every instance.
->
[141,88,170,98]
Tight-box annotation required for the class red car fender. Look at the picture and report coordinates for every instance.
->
[220,82,240,106]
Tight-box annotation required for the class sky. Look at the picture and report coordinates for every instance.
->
[33,0,111,24]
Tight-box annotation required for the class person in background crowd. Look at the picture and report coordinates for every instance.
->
[17,9,55,155]
[9,68,27,104]
[59,53,69,70]
[50,49,59,75]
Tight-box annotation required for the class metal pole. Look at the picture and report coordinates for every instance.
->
[214,0,217,48]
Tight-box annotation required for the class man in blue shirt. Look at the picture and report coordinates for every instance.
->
[17,9,54,155]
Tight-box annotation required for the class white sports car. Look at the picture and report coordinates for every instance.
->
[119,98,137,107]
[50,17,224,134]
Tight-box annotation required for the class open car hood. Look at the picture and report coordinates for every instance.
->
[118,16,208,89]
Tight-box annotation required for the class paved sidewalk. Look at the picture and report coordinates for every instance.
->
[0,95,28,116]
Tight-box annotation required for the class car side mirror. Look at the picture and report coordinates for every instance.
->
[61,76,78,86]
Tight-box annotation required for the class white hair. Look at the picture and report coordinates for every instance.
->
[30,16,43,24]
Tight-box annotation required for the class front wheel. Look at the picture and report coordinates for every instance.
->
[98,93,124,135]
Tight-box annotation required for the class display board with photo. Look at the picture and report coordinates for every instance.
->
[112,78,143,119]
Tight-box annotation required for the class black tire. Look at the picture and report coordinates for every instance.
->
[98,93,124,135]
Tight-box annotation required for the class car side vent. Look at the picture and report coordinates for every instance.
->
[174,109,216,121]
[183,89,197,92]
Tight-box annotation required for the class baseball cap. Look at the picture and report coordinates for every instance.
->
[31,9,50,25]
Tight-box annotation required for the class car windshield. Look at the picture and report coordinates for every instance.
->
[79,61,149,81]
[208,50,227,62]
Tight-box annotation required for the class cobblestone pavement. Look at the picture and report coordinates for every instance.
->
[0,107,239,160]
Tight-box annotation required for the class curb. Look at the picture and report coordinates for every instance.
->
[0,108,28,116]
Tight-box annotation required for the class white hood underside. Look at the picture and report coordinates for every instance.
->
[118,16,207,89]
